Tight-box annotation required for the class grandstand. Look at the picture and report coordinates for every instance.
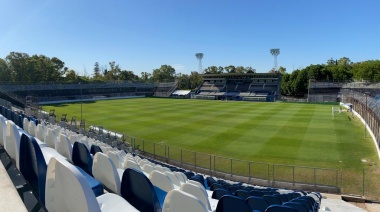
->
[0,106,369,211]
[195,73,281,102]
[307,81,346,102]
[0,81,155,104]
[153,81,178,98]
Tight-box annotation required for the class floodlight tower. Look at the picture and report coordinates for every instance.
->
[270,49,280,72]
[195,53,204,73]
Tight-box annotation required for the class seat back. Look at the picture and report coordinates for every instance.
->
[28,121,36,136]
[250,190,264,197]
[45,128,57,149]
[45,157,101,212]
[0,115,6,147]
[92,152,121,194]
[72,142,93,176]
[180,183,211,210]
[107,151,122,169]
[174,171,186,183]
[246,196,270,212]
[121,168,161,212]
[124,159,142,171]
[263,195,283,205]
[165,171,181,187]
[143,163,155,175]
[5,121,21,169]
[35,124,45,142]
[235,189,251,199]
[23,118,29,132]
[216,195,251,212]
[210,183,225,191]
[265,205,298,212]
[19,133,47,205]
[56,134,73,162]
[212,188,231,200]
[149,170,174,193]
[162,189,208,212]
[90,144,103,155]
[283,202,308,212]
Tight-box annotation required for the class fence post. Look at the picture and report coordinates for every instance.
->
[267,163,270,182]
[248,162,251,181]
[194,152,196,171]
[209,155,212,174]
[153,143,156,159]
[292,166,295,185]
[272,164,275,183]
[214,155,216,172]
[363,169,365,197]
[142,140,145,152]
[180,149,183,166]
[314,168,316,186]
[230,159,232,177]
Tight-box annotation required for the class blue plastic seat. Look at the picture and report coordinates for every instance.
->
[263,195,283,205]
[216,195,251,212]
[210,183,225,191]
[90,144,103,155]
[265,205,298,212]
[235,189,251,199]
[283,202,309,212]
[72,142,93,176]
[19,133,47,205]
[250,190,265,197]
[76,166,104,197]
[212,188,231,200]
[246,196,270,212]
[121,168,162,212]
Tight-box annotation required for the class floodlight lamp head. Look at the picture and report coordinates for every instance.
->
[195,53,204,60]
[270,49,280,56]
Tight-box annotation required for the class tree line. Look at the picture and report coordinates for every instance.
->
[0,52,379,95]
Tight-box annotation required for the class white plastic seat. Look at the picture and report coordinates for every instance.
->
[180,183,217,211]
[0,115,6,147]
[107,151,123,169]
[28,121,36,137]
[124,159,142,172]
[92,152,122,194]
[45,157,138,212]
[56,134,73,162]
[5,121,22,169]
[165,171,182,187]
[142,164,155,175]
[45,128,58,149]
[22,118,29,133]
[149,170,175,193]
[162,189,209,212]
[35,124,45,142]
[174,171,186,183]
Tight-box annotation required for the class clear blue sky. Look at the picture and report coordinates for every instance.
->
[1,0,379,77]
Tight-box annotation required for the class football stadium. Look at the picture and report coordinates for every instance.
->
[1,72,380,211]
[1,1,380,212]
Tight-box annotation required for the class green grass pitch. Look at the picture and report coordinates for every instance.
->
[43,98,378,171]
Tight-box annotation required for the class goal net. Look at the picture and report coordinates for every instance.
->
[331,107,341,120]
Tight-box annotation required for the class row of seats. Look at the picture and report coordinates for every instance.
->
[0,105,323,212]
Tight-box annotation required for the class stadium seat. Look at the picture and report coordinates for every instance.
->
[265,205,298,212]
[19,133,47,205]
[121,168,162,212]
[246,196,270,212]
[124,159,142,172]
[165,171,182,187]
[45,157,138,212]
[92,152,122,194]
[216,195,251,212]
[190,174,205,188]
[90,144,103,155]
[72,142,94,176]
[5,121,22,169]
[143,163,155,175]
[22,118,29,132]
[291,198,314,212]
[212,188,231,200]
[0,115,6,147]
[44,128,58,149]
[283,202,309,212]
[250,190,265,197]
[35,124,45,142]
[28,121,36,137]
[210,183,225,191]
[56,133,73,162]
[149,170,175,193]
[180,182,216,211]
[263,195,283,205]
[174,171,187,183]
[107,151,123,169]
[235,189,251,199]
[162,189,209,212]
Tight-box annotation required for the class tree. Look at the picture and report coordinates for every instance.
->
[245,66,256,73]
[189,71,202,90]
[177,73,190,89]
[152,65,176,82]
[278,66,286,75]
[120,70,138,81]
[140,72,151,82]
[352,60,380,82]
[93,62,102,80]
[203,66,219,74]
[65,69,78,81]
[224,65,235,73]
[0,58,10,82]
[235,66,245,73]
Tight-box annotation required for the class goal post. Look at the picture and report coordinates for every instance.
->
[332,107,341,120]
